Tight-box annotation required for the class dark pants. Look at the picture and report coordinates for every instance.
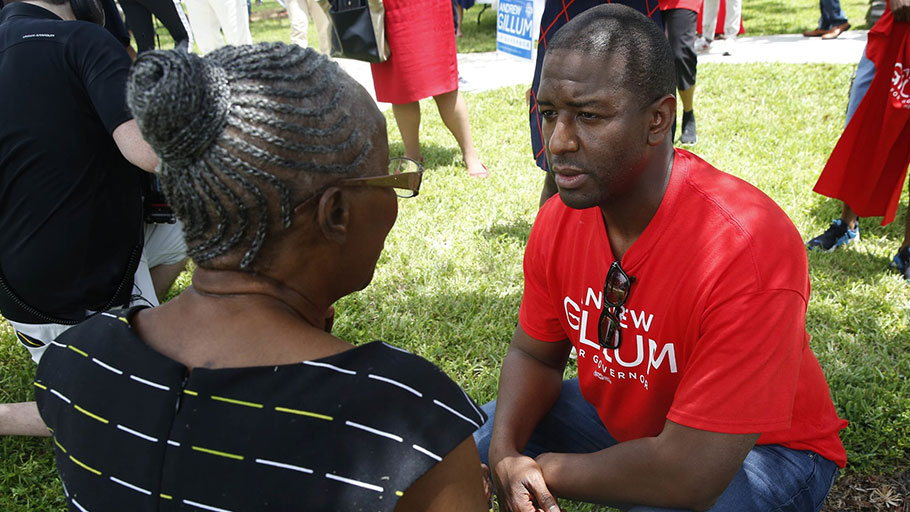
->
[474,379,840,511]
[118,0,189,52]
[662,8,698,91]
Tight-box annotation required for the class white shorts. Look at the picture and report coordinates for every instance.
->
[8,222,187,363]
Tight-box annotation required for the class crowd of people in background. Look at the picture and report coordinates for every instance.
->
[0,0,908,510]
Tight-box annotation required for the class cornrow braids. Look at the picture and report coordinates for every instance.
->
[127,42,376,270]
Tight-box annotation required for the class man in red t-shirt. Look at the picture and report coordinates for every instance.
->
[474,6,847,511]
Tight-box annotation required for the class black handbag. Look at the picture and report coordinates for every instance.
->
[328,0,390,63]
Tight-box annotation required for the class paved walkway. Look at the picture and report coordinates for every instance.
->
[335,30,869,111]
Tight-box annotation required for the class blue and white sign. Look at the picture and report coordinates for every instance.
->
[496,0,534,60]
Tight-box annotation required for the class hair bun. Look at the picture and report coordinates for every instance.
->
[127,50,230,167]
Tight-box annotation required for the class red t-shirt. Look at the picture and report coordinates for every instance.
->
[519,149,848,467]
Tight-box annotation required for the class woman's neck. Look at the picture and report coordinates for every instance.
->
[190,266,328,329]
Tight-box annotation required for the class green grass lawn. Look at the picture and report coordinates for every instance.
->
[1,3,907,511]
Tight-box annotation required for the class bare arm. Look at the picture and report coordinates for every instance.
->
[112,119,158,173]
[488,325,572,512]
[395,436,490,512]
[537,421,759,511]
[893,0,910,22]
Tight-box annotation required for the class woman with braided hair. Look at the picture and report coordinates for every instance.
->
[33,42,491,512]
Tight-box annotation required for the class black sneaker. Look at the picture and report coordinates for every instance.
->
[807,218,859,252]
[890,246,910,283]
[680,110,697,144]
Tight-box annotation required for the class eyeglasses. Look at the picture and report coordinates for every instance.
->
[335,156,423,198]
[597,261,635,350]
[296,157,424,210]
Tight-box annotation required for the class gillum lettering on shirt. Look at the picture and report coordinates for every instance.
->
[563,288,678,391]
[22,33,56,39]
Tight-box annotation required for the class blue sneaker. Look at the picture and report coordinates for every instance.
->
[807,219,859,252]
[890,246,910,282]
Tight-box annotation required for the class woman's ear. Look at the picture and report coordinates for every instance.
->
[647,94,677,146]
[316,187,349,244]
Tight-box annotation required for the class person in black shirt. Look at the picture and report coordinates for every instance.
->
[0,0,186,436]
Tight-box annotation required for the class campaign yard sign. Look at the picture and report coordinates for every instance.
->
[497,0,534,59]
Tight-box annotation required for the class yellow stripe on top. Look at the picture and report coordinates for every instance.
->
[54,437,67,453]
[69,455,101,476]
[191,445,244,461]
[274,407,333,421]
[16,332,43,347]
[118,316,129,325]
[33,382,47,391]
[74,404,109,424]
[395,491,404,497]
[183,389,198,396]
[67,345,88,357]
[211,395,264,409]
[160,493,173,500]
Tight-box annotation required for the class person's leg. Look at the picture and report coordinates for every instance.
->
[287,0,310,48]
[664,9,698,144]
[818,0,848,30]
[118,0,156,52]
[214,0,253,46]
[0,402,48,437]
[809,50,875,242]
[630,445,839,512]
[141,222,188,302]
[307,0,331,53]
[183,0,223,54]
[137,0,191,51]
[701,0,719,42]
[392,102,423,162]
[456,4,464,37]
[474,378,618,466]
[0,321,74,437]
[432,89,488,177]
[723,0,742,40]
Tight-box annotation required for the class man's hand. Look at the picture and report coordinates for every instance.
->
[492,453,561,512]
[892,0,910,22]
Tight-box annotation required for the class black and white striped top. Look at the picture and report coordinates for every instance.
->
[35,309,486,512]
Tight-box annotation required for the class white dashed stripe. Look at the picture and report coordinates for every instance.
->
[368,374,422,397]
[325,473,384,493]
[72,498,90,512]
[380,342,412,354]
[100,312,119,319]
[49,340,67,349]
[50,388,71,404]
[302,360,356,375]
[167,440,181,447]
[345,420,403,442]
[91,358,123,375]
[433,399,480,429]
[412,444,442,461]
[182,499,232,512]
[460,388,484,423]
[255,458,314,474]
[109,476,151,496]
[116,424,158,443]
[129,375,170,391]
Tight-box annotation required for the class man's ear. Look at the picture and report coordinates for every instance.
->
[316,187,349,244]
[647,94,677,146]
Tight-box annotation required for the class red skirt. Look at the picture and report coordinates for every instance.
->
[370,0,459,104]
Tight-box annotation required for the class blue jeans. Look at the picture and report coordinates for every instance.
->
[474,379,840,512]
[817,0,848,29]
[845,51,876,126]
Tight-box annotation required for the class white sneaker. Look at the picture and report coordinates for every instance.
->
[694,36,711,54]
[722,36,736,56]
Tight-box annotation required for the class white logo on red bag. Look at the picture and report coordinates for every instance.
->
[891,62,910,109]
